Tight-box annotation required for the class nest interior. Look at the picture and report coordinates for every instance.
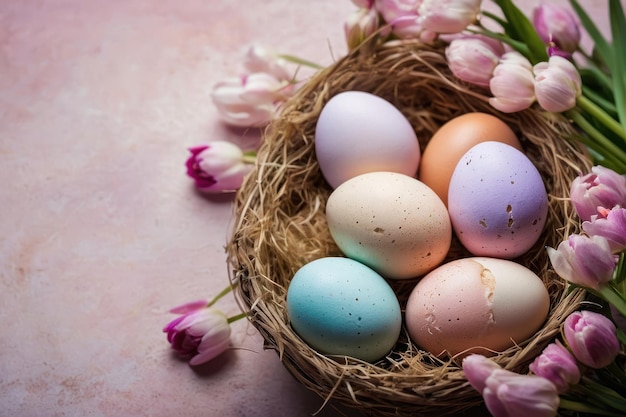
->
[227,39,591,416]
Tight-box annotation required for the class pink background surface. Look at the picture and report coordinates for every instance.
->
[0,1,615,416]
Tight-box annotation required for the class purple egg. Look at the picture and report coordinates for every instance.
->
[447,141,548,258]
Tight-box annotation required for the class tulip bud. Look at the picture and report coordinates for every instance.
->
[375,0,426,39]
[547,234,617,290]
[529,341,581,393]
[163,303,232,366]
[532,3,581,54]
[243,45,292,82]
[583,206,626,253]
[446,35,505,87]
[483,370,560,417]
[462,354,502,394]
[533,56,581,112]
[418,0,482,34]
[211,73,292,127]
[488,52,536,113]
[564,310,620,369]
[345,7,380,50]
[570,165,626,222]
[185,142,255,193]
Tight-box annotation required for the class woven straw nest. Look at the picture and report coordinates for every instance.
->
[227,38,592,416]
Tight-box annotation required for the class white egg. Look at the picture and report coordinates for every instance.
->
[315,91,421,189]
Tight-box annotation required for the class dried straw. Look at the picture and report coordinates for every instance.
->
[227,39,591,416]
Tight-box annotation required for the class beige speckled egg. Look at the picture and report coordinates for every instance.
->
[405,257,550,357]
[325,171,452,280]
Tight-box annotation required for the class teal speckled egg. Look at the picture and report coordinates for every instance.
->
[286,257,402,362]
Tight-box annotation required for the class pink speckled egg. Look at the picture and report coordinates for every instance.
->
[447,141,548,258]
[405,257,550,357]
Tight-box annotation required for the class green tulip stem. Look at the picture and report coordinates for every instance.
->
[242,151,257,164]
[207,284,235,308]
[598,284,626,318]
[227,312,248,324]
[577,95,626,143]
[559,398,624,416]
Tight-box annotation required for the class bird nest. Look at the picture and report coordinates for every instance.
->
[226,38,591,416]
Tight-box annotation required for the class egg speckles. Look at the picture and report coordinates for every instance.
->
[326,172,451,279]
[448,141,549,258]
[286,257,402,362]
[405,257,550,357]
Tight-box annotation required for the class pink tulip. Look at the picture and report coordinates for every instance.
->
[529,340,581,393]
[489,52,536,113]
[547,233,617,290]
[445,35,505,87]
[418,0,482,34]
[462,354,560,417]
[374,0,430,40]
[483,370,560,417]
[533,56,581,112]
[163,302,232,366]
[185,142,255,193]
[583,206,626,253]
[242,45,292,82]
[462,354,502,394]
[532,3,581,54]
[211,73,292,127]
[570,165,626,222]
[564,310,620,369]
[345,7,381,49]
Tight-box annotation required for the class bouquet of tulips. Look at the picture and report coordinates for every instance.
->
[168,1,626,416]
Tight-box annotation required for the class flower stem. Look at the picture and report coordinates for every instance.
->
[577,95,626,143]
[207,284,235,308]
[598,284,626,318]
[559,398,625,416]
[242,151,257,164]
[227,312,248,324]
[278,54,324,70]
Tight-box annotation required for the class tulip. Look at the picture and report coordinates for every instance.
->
[163,303,232,366]
[570,165,626,222]
[185,142,255,193]
[463,354,560,417]
[375,0,429,40]
[529,340,581,394]
[242,45,292,82]
[445,35,505,87]
[547,233,617,290]
[345,7,380,50]
[532,3,581,55]
[483,370,560,417]
[489,52,536,113]
[418,0,482,34]
[563,310,620,369]
[211,73,292,127]
[583,206,626,253]
[533,56,582,113]
[462,353,502,393]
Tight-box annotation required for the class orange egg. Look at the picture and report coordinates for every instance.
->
[418,113,522,206]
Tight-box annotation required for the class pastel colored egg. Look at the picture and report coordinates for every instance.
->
[405,257,550,357]
[447,141,548,258]
[315,91,421,189]
[326,171,452,280]
[418,112,522,206]
[286,257,402,362]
